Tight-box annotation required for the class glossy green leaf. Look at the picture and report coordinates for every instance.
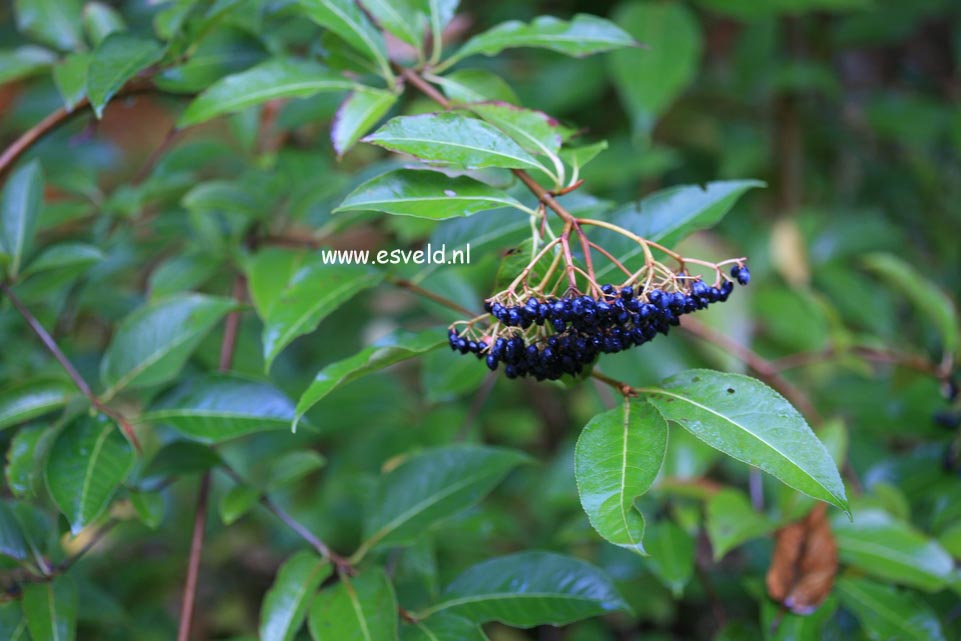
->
[838,577,946,641]
[644,521,695,596]
[100,293,236,397]
[332,88,397,157]
[609,2,702,138]
[575,397,667,555]
[219,485,260,525]
[335,169,524,220]
[22,242,104,276]
[266,451,326,491]
[146,374,298,443]
[559,141,608,172]
[1,160,44,279]
[86,33,163,118]
[0,501,29,561]
[261,550,331,641]
[82,2,126,46]
[0,46,57,84]
[245,248,307,320]
[5,424,51,498]
[141,441,222,482]
[129,491,165,529]
[434,69,519,104]
[359,445,527,554]
[401,613,488,641]
[148,252,222,299]
[308,568,398,641]
[862,253,959,356]
[178,58,355,128]
[45,415,134,535]
[705,489,776,559]
[646,370,848,513]
[360,0,425,48]
[0,601,29,641]
[295,329,443,426]
[0,378,75,431]
[22,576,78,641]
[363,113,545,171]
[422,551,628,626]
[14,0,83,50]
[470,102,565,159]
[832,507,954,592]
[262,257,382,370]
[297,0,392,80]
[444,14,637,68]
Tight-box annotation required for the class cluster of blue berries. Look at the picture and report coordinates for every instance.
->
[448,265,750,380]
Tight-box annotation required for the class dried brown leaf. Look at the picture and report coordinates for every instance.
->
[766,503,838,614]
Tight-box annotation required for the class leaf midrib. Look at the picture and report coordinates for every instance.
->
[77,424,112,528]
[369,135,540,169]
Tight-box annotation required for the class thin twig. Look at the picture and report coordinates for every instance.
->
[57,519,119,574]
[218,275,246,371]
[131,126,180,185]
[389,276,477,317]
[176,472,211,641]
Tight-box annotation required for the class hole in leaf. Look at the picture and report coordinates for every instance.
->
[727,387,736,394]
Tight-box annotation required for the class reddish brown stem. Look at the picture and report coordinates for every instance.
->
[218,275,246,371]
[389,276,476,317]
[176,473,210,641]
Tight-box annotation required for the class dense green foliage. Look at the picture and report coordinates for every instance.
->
[1,0,959,640]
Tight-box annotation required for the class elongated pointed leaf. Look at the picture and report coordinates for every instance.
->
[706,489,776,559]
[0,601,29,641]
[82,2,126,46]
[335,169,523,220]
[471,103,564,157]
[423,551,628,626]
[862,253,959,357]
[360,445,527,553]
[178,58,355,128]
[45,415,134,535]
[0,46,58,84]
[0,378,75,431]
[100,293,236,396]
[838,577,946,641]
[363,113,545,171]
[5,425,51,498]
[13,0,82,51]
[360,0,425,48]
[219,485,260,525]
[575,397,667,555]
[308,569,398,641]
[23,242,104,276]
[52,52,89,111]
[261,551,332,641]
[645,521,695,597]
[295,329,444,426]
[262,257,382,370]
[245,248,307,320]
[0,501,29,561]
[22,576,78,641]
[832,507,953,592]
[332,88,397,157]
[87,33,163,118]
[1,160,44,279]
[646,370,848,513]
[434,69,519,104]
[444,14,636,67]
[401,613,488,641]
[298,0,392,79]
[146,374,298,443]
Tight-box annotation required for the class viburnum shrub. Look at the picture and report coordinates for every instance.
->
[1,1,959,640]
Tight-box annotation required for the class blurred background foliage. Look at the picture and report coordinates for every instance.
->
[1,0,960,640]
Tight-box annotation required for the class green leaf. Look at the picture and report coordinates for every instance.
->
[644,521,695,597]
[401,613,488,641]
[22,576,78,641]
[45,415,134,535]
[360,0,425,49]
[52,52,90,112]
[433,69,519,104]
[0,501,29,561]
[308,568,398,641]
[444,14,637,68]
[141,441,222,482]
[266,451,326,491]
[862,253,959,356]
[86,33,163,118]
[14,0,83,51]
[148,252,221,299]
[0,46,58,84]
[295,329,443,426]
[574,397,667,555]
[82,2,126,46]
[219,485,260,525]
[332,88,397,158]
[645,370,848,513]
[363,113,545,172]
[245,248,306,320]
[100,293,236,397]
[705,489,776,560]
[422,551,628,626]
[1,160,44,279]
[838,577,946,641]
[832,507,954,592]
[146,374,298,444]
[178,58,355,128]
[0,601,29,641]
[470,102,565,158]
[597,180,762,281]
[22,242,104,277]
[5,424,51,498]
[0,378,75,431]
[359,445,527,554]
[129,491,165,529]
[261,551,332,641]
[262,257,383,370]
[297,0,393,81]
[334,169,524,220]
[609,2,703,138]
[559,140,608,172]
